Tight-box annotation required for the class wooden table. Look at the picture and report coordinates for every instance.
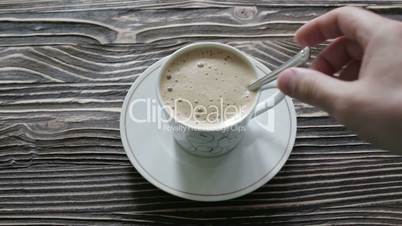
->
[1,1,402,225]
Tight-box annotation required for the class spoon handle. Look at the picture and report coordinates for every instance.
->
[248,47,311,91]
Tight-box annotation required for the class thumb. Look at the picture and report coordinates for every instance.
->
[277,67,349,113]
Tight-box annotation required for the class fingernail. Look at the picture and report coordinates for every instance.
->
[278,68,298,96]
[294,34,307,47]
[294,36,303,46]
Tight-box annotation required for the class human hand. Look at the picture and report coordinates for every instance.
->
[277,7,402,153]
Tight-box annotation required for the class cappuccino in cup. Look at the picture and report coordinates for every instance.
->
[156,42,285,157]
[159,47,257,130]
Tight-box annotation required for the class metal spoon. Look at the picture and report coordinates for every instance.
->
[248,47,311,91]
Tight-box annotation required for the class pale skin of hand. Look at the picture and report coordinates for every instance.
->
[277,7,402,153]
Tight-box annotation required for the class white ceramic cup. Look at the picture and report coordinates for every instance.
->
[156,42,285,157]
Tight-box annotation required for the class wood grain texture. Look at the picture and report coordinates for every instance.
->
[0,1,400,45]
[1,1,402,225]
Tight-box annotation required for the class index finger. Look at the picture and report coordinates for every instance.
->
[295,6,385,47]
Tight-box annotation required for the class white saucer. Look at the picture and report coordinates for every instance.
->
[120,57,297,202]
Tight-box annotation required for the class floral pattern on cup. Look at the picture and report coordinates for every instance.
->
[173,126,245,157]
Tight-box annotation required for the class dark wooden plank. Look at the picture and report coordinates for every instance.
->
[0,0,401,13]
[1,1,402,225]
[0,1,399,45]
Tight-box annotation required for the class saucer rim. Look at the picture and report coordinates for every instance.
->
[120,57,297,202]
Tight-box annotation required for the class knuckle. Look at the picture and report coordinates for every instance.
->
[336,6,359,15]
[295,75,320,103]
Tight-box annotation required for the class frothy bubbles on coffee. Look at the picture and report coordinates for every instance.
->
[160,47,257,129]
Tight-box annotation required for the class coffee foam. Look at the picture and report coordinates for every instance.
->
[160,47,257,129]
